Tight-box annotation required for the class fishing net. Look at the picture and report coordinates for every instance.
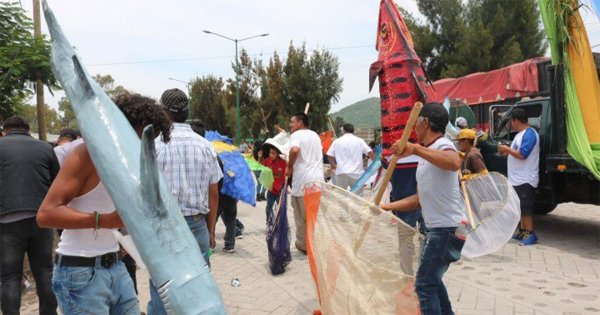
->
[461,172,520,258]
[305,182,422,314]
[266,185,292,275]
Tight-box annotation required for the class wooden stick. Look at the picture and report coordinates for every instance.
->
[373,102,423,205]
[328,116,337,139]
[260,107,269,133]
[460,173,477,228]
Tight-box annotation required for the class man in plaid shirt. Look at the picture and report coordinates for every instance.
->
[148,88,222,315]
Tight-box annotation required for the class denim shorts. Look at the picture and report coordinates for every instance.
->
[52,261,139,314]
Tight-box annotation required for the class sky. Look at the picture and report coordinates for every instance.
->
[17,0,600,114]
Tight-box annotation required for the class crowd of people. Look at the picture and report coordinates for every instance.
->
[0,92,540,314]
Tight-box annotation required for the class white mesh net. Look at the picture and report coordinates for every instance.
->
[306,182,422,314]
[461,172,521,258]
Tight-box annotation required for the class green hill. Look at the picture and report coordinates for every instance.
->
[331,97,380,128]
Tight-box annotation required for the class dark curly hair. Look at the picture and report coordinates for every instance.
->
[113,92,172,143]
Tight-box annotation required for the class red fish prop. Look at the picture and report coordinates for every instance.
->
[370,0,431,156]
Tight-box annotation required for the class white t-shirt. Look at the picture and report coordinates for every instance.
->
[327,133,372,178]
[290,129,324,196]
[416,137,466,228]
[507,127,539,187]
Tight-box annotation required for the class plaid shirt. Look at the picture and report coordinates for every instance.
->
[155,123,222,216]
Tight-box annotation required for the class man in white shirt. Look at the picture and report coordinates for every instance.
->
[327,124,374,195]
[497,107,540,246]
[381,102,466,315]
[285,113,324,254]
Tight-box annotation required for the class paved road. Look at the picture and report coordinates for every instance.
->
[17,201,600,314]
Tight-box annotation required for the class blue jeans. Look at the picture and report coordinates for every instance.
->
[0,217,57,315]
[52,260,139,314]
[265,191,279,225]
[415,227,465,315]
[148,214,210,315]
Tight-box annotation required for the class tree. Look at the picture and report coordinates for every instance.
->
[193,43,343,139]
[17,104,61,134]
[258,52,286,135]
[467,0,546,69]
[189,75,232,135]
[0,2,58,120]
[400,0,547,80]
[282,42,343,132]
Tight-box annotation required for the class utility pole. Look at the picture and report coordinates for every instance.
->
[33,0,47,141]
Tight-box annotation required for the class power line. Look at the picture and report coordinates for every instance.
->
[86,44,373,67]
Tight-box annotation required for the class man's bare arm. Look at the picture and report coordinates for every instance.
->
[37,145,123,229]
[381,194,419,212]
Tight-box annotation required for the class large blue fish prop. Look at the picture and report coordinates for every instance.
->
[42,2,226,314]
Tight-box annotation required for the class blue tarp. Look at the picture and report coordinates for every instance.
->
[205,131,233,144]
[219,151,256,206]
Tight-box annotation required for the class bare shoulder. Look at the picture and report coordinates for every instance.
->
[63,143,94,175]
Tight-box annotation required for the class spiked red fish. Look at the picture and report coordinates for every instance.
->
[370,0,431,156]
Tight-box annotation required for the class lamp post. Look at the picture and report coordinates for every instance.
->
[202,30,269,144]
[168,77,191,91]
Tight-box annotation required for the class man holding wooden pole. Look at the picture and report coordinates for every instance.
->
[381,102,467,315]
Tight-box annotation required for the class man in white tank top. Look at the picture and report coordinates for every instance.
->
[37,93,173,314]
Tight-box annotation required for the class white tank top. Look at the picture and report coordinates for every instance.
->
[56,182,120,257]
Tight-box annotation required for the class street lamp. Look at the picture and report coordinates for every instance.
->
[203,29,269,144]
[168,77,191,90]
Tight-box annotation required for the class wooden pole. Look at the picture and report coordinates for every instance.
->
[33,0,46,141]
[373,102,423,205]
[459,171,477,228]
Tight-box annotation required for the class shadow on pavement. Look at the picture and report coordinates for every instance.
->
[535,211,600,260]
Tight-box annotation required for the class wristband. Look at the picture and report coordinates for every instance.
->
[93,211,99,240]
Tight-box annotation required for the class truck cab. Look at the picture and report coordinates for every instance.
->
[479,86,600,214]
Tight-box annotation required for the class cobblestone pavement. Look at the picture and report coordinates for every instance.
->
[17,201,600,314]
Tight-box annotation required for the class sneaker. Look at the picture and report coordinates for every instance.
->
[235,232,244,239]
[519,231,538,246]
[512,229,524,240]
[223,247,236,253]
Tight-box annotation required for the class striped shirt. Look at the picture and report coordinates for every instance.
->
[155,123,222,216]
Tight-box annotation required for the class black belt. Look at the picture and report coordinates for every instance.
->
[55,252,120,269]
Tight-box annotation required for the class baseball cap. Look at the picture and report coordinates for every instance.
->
[456,129,476,140]
[455,117,468,128]
[59,128,77,140]
[160,88,189,114]
[419,103,449,132]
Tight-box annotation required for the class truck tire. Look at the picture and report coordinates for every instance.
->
[533,202,557,215]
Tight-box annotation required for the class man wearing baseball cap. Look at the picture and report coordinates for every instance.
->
[455,129,487,174]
